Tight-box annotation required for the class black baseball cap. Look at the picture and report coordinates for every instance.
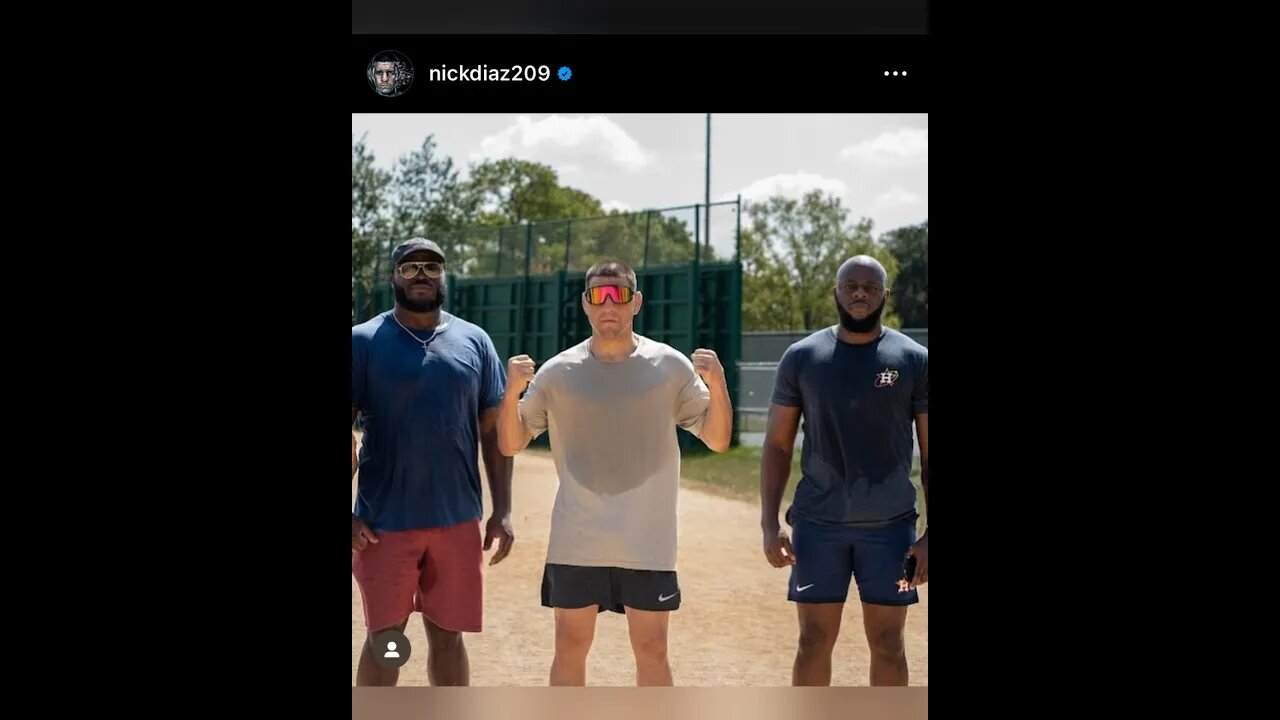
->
[392,238,445,265]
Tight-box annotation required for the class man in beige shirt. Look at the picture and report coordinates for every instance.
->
[497,259,734,686]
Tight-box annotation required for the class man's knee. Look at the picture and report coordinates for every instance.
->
[425,620,464,652]
[798,619,840,654]
[555,622,595,658]
[366,619,410,650]
[631,630,669,664]
[867,623,905,659]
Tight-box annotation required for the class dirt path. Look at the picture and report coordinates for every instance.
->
[351,450,927,686]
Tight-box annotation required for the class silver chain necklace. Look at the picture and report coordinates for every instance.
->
[390,311,450,356]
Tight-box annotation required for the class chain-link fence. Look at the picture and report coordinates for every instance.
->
[433,199,741,277]
[353,199,741,324]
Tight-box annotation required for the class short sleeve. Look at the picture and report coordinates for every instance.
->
[912,349,928,415]
[478,332,506,410]
[518,370,551,438]
[675,361,712,437]
[770,345,803,407]
[351,328,369,410]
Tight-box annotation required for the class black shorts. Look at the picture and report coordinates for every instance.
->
[541,563,681,613]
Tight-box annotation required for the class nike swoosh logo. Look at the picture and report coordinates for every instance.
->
[796,584,815,592]
[658,592,678,602]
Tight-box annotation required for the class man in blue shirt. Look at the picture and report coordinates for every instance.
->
[760,255,929,686]
[351,238,514,686]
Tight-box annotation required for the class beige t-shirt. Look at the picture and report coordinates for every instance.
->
[518,335,711,571]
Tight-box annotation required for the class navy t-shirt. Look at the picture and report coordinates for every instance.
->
[771,326,928,526]
[351,311,506,532]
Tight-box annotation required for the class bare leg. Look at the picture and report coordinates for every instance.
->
[625,608,673,686]
[862,603,909,686]
[792,603,844,686]
[424,616,470,686]
[357,618,410,687]
[550,606,599,686]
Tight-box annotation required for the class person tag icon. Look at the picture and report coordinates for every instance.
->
[372,629,411,669]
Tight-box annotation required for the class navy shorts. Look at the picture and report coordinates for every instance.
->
[787,513,919,607]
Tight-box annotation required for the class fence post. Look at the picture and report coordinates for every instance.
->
[728,262,742,447]
[519,222,532,358]
[563,220,572,272]
[735,194,742,262]
[372,235,385,317]
[555,269,568,354]
[494,227,504,277]
[642,211,652,268]
[692,205,701,352]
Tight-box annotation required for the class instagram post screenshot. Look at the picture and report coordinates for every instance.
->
[350,7,930,718]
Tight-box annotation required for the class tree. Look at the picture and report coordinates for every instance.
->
[352,135,391,321]
[882,221,928,327]
[740,190,900,331]
[739,214,792,330]
[388,136,473,249]
[547,210,706,275]
[466,159,602,224]
[453,159,605,275]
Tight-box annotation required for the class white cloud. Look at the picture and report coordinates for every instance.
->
[874,185,924,208]
[471,115,653,172]
[722,172,849,203]
[602,200,632,213]
[840,128,928,166]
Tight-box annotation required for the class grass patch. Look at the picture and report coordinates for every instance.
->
[521,444,926,529]
[679,445,800,503]
[679,445,926,528]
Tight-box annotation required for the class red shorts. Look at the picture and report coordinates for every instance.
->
[351,519,483,633]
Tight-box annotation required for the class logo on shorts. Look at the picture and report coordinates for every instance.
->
[658,591,679,602]
[796,583,815,592]
[874,368,900,388]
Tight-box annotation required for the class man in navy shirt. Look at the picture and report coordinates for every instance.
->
[760,255,929,686]
[351,238,514,686]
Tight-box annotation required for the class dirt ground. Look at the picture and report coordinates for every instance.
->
[351,450,927,686]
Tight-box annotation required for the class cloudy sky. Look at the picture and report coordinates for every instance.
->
[351,113,928,245]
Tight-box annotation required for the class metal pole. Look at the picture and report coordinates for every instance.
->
[705,113,711,253]
[642,211,653,268]
[563,220,572,272]
[524,223,534,280]
[520,222,532,356]
[494,227,503,277]
[735,194,742,262]
[694,205,701,265]
[692,205,701,350]
[373,234,384,313]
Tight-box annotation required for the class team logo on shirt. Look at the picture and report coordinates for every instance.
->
[874,368,900,388]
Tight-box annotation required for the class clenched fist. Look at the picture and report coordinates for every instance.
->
[691,348,725,388]
[507,354,537,395]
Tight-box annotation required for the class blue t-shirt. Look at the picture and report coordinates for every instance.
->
[351,311,506,532]
[771,326,928,526]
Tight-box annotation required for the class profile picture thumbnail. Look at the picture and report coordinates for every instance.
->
[368,50,414,97]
